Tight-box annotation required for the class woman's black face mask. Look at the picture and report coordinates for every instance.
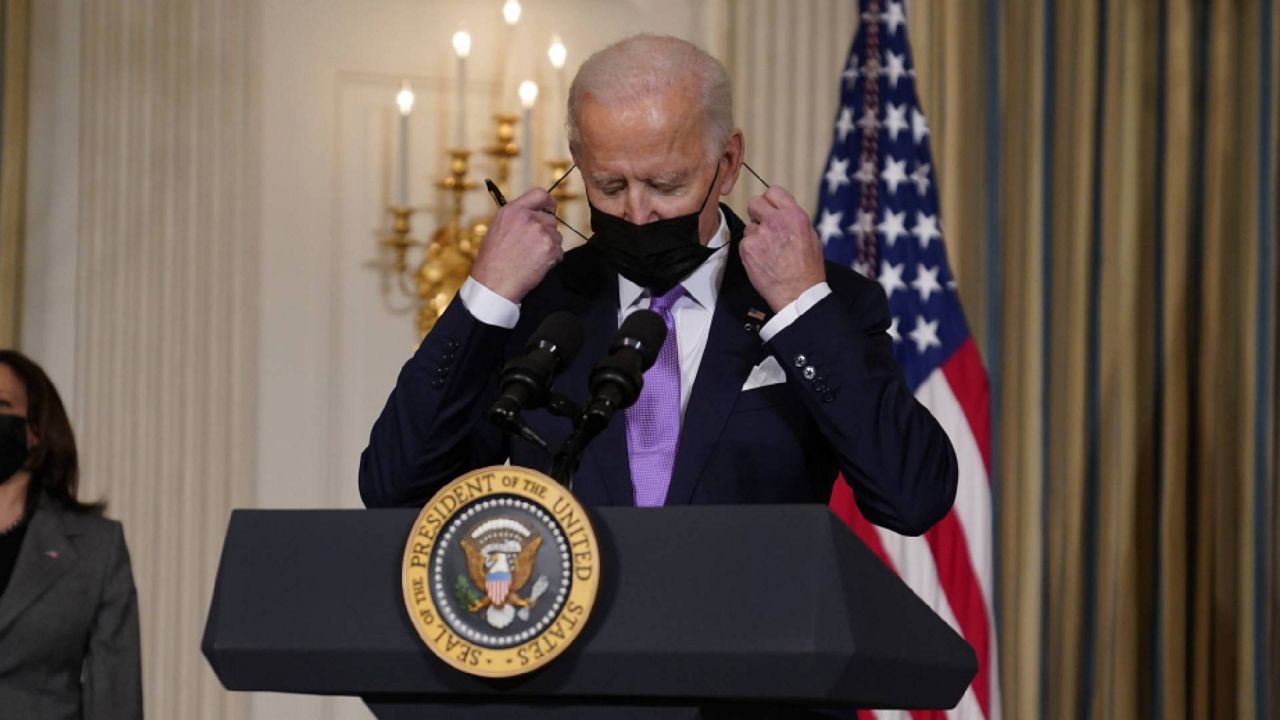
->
[0,414,29,483]
[585,164,721,294]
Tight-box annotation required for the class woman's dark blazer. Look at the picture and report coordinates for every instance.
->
[0,492,142,719]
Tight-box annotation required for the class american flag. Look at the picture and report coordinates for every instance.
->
[816,2,999,719]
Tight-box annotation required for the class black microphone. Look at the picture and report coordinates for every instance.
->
[582,309,667,427]
[489,311,584,446]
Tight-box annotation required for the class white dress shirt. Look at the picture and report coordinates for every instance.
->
[459,209,832,420]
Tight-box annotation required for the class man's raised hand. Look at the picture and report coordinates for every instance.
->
[471,188,565,303]
[741,187,827,313]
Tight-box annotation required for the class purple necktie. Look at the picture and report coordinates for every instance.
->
[626,285,685,507]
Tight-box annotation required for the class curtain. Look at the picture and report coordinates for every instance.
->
[0,0,29,346]
[906,0,1279,717]
[729,0,1277,716]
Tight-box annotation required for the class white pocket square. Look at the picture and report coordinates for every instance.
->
[741,356,788,391]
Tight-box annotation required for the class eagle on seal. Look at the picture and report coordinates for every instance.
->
[461,535,543,628]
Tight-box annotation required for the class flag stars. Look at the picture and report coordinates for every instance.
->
[912,107,930,144]
[881,1,907,36]
[911,263,942,302]
[879,261,906,300]
[824,156,851,194]
[884,50,908,88]
[881,156,908,194]
[817,16,959,364]
[910,162,932,195]
[850,210,876,240]
[842,64,858,89]
[877,209,907,246]
[816,209,844,246]
[908,315,942,354]
[883,103,909,142]
[835,106,856,143]
[911,212,941,248]
[853,159,878,186]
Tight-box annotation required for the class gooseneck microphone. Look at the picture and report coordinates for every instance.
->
[489,311,584,448]
[549,310,667,487]
[582,310,667,427]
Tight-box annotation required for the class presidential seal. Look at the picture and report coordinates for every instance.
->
[402,466,600,678]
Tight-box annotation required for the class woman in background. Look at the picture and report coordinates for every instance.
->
[0,350,142,719]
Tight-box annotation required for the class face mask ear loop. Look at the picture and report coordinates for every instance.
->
[547,164,576,193]
[742,161,770,190]
[543,164,589,241]
[556,217,590,242]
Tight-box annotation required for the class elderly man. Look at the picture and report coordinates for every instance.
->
[359,34,956,536]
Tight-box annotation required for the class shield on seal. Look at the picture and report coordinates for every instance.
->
[486,570,511,606]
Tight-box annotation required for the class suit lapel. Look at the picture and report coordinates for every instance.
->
[664,226,771,505]
[0,496,79,636]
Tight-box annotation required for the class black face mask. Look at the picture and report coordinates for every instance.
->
[587,165,721,294]
[0,414,29,484]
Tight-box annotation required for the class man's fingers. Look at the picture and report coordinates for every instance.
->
[746,193,771,224]
[544,225,564,251]
[511,187,557,213]
[532,210,558,230]
[748,187,802,225]
[535,224,564,256]
[762,186,797,209]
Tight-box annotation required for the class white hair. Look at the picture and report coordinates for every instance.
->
[567,34,733,160]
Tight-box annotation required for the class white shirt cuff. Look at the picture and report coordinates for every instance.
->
[458,276,520,329]
[758,282,832,342]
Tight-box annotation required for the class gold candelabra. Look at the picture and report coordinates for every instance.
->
[485,114,519,189]
[380,115,580,339]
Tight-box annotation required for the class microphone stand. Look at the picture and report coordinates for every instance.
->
[547,422,593,492]
[548,432,585,491]
[488,384,594,493]
[545,394,590,492]
[489,405,549,450]
[492,389,606,494]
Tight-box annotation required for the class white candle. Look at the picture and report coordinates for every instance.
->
[395,81,414,206]
[502,0,522,26]
[452,28,472,149]
[548,35,567,158]
[519,80,539,191]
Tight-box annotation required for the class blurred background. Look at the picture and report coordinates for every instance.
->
[0,0,1276,718]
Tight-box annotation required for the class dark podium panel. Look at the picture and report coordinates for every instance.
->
[202,506,976,718]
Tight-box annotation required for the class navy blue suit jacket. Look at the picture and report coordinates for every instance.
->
[359,206,957,535]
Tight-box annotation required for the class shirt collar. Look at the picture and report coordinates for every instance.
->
[618,208,731,311]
